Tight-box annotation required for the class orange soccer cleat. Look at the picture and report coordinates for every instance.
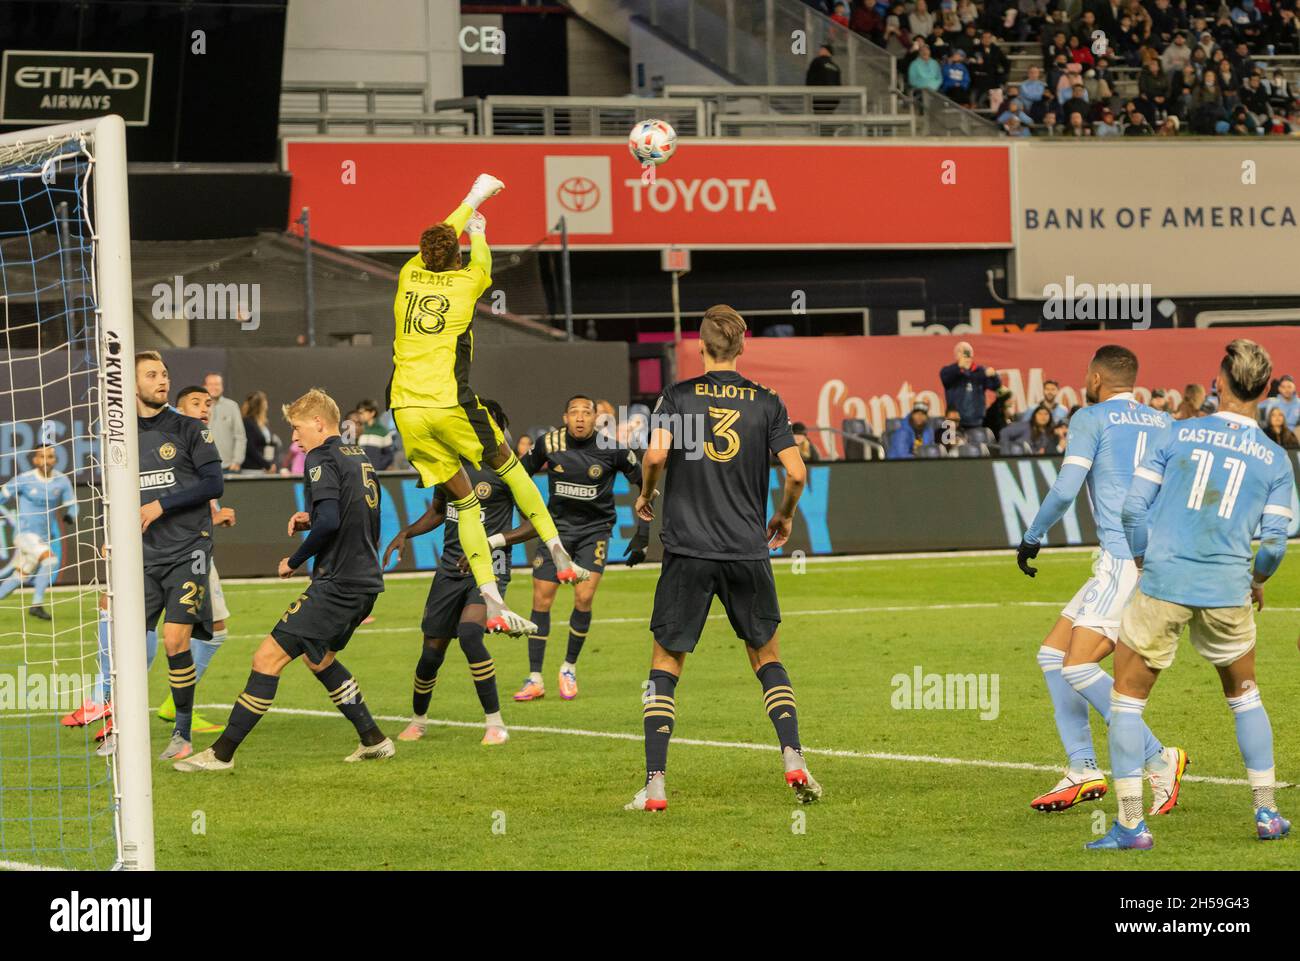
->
[513,678,545,702]
[62,699,111,727]
[1031,771,1108,812]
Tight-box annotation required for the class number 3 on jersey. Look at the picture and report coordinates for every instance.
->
[704,407,741,463]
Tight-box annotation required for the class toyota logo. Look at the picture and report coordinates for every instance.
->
[557,176,601,213]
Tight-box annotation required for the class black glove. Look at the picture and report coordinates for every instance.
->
[1016,539,1040,577]
[624,526,650,567]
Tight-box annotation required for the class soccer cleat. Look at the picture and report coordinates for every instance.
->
[784,746,823,804]
[484,600,537,637]
[397,718,427,742]
[1086,820,1154,850]
[625,773,668,812]
[159,733,193,761]
[513,678,545,701]
[1146,746,1189,816]
[558,667,578,700]
[94,716,113,742]
[173,747,234,773]
[62,699,110,727]
[28,604,51,621]
[1030,770,1108,812]
[1256,807,1291,841]
[344,737,396,762]
[191,712,226,735]
[157,694,175,722]
[481,725,509,746]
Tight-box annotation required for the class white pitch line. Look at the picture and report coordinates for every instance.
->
[0,859,65,871]
[191,703,1292,790]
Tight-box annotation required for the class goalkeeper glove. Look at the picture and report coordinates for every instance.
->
[624,526,650,567]
[465,212,487,235]
[464,173,505,209]
[1016,539,1040,577]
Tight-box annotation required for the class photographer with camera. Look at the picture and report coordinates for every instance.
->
[940,341,1002,430]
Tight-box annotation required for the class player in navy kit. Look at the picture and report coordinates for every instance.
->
[625,305,820,812]
[514,395,649,702]
[385,400,534,745]
[176,388,393,772]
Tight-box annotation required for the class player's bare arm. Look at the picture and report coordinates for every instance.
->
[767,445,806,549]
[635,426,672,522]
[384,492,448,566]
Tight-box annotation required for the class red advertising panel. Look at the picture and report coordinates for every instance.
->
[674,328,1300,458]
[282,139,1012,250]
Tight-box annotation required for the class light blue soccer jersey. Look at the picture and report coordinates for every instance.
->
[0,468,77,542]
[1123,411,1295,608]
[1025,392,1170,558]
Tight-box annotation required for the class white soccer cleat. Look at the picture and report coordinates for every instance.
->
[625,773,668,812]
[1146,746,1189,816]
[481,724,509,746]
[465,173,505,208]
[397,718,428,742]
[344,737,396,763]
[784,747,822,804]
[173,747,234,773]
[551,544,591,584]
[484,597,537,637]
[159,732,192,761]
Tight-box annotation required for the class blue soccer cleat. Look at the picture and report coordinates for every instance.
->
[1256,808,1290,841]
[1086,820,1154,850]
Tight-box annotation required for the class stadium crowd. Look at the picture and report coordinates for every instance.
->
[803,0,1300,135]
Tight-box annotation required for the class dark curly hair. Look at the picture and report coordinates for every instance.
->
[419,223,460,271]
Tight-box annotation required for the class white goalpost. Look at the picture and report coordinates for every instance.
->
[0,115,153,870]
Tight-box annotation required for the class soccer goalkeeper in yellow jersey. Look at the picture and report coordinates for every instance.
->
[391,174,586,636]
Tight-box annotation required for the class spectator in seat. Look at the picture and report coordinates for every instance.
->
[356,398,395,470]
[1051,419,1069,455]
[997,96,1033,127]
[1022,379,1068,422]
[1137,58,1169,121]
[831,1,850,26]
[939,406,967,451]
[1094,105,1122,135]
[806,43,842,91]
[1123,99,1155,133]
[1026,405,1058,454]
[1269,9,1300,55]
[910,0,936,39]
[1190,71,1229,134]
[908,42,943,91]
[1228,102,1258,134]
[887,403,936,459]
[849,0,882,39]
[970,30,1010,98]
[942,48,973,103]
[283,440,307,476]
[1037,108,1063,135]
[1160,32,1193,74]
[1066,110,1093,135]
[1264,406,1300,449]
[1149,388,1170,412]
[1150,0,1178,45]
[983,387,1018,437]
[791,422,823,462]
[1021,64,1046,104]
[1240,72,1272,125]
[1261,374,1300,427]
[203,371,245,472]
[1061,80,1091,122]
[515,434,534,459]
[1175,383,1207,419]
[240,390,278,472]
[1067,34,1095,69]
[941,341,1001,429]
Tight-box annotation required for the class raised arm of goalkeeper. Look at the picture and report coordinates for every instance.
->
[445,173,503,279]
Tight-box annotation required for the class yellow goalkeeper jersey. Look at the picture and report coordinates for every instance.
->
[390,204,492,409]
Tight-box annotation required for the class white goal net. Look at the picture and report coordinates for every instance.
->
[0,117,152,871]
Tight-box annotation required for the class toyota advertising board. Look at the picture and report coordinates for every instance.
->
[283,138,1013,250]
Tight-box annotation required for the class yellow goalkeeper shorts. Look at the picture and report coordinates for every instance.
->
[394,400,504,488]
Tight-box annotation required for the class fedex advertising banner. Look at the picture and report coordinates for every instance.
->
[675,327,1300,458]
[282,138,1012,250]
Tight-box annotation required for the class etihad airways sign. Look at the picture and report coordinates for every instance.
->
[1,50,153,125]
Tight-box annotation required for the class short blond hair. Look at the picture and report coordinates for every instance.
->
[282,387,340,427]
[1221,338,1273,401]
[700,304,747,361]
[135,350,164,368]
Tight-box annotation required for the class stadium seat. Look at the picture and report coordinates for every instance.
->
[965,427,993,447]
[915,444,945,459]
[955,444,985,458]
[841,417,877,461]
[999,422,1031,455]
[885,417,904,435]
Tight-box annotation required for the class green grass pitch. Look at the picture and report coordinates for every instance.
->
[4,550,1299,870]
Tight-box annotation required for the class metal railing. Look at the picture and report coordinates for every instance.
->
[664,83,873,133]
[481,96,706,136]
[914,89,1000,136]
[717,113,914,136]
[634,0,898,113]
[279,83,478,136]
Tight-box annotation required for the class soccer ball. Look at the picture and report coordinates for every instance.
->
[628,119,677,166]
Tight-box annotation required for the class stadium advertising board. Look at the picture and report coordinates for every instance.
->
[38,455,1298,582]
[282,139,1012,250]
[0,50,153,125]
[676,327,1300,458]
[1012,141,1300,299]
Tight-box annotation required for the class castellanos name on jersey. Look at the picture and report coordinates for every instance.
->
[1060,393,1170,558]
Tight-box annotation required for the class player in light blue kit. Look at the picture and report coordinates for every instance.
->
[1090,339,1293,850]
[0,444,77,621]
[1017,346,1187,816]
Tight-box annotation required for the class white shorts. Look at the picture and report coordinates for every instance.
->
[1119,587,1255,671]
[1061,549,1141,642]
[12,532,52,577]
[209,560,230,623]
